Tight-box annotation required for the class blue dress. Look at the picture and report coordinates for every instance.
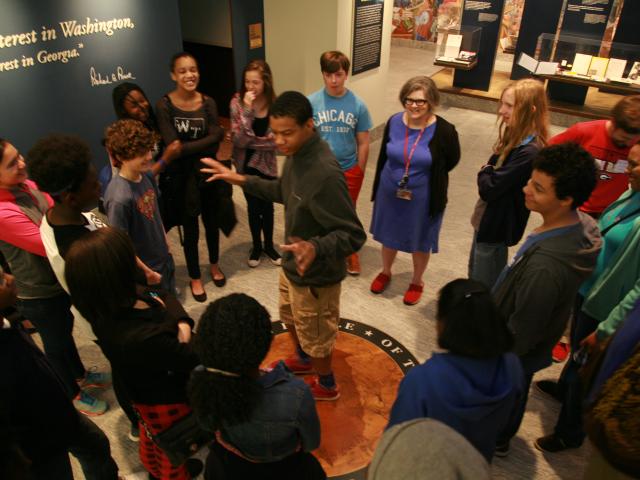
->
[370,113,443,253]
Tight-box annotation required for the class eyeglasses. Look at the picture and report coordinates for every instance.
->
[404,98,428,107]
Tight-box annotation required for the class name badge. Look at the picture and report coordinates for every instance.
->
[612,159,628,174]
[396,188,412,201]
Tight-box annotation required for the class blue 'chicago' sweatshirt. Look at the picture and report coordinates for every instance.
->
[387,352,524,461]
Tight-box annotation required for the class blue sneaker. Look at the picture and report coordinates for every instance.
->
[79,367,112,389]
[73,390,108,416]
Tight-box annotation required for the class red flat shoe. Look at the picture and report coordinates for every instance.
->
[552,341,570,363]
[403,283,423,305]
[370,273,391,294]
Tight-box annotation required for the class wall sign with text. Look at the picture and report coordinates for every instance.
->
[352,0,385,75]
[0,0,182,164]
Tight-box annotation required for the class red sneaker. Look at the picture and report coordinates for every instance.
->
[370,273,391,294]
[552,342,570,363]
[269,357,313,374]
[403,283,423,305]
[346,253,361,276]
[308,378,340,401]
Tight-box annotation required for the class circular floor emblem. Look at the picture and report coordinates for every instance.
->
[264,319,419,480]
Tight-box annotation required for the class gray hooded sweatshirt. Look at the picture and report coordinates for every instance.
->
[493,212,602,374]
[368,418,490,480]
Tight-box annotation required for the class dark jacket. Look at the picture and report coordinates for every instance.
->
[0,324,79,464]
[387,352,524,462]
[493,213,602,374]
[155,94,232,229]
[207,362,320,463]
[476,142,540,245]
[371,115,460,217]
[95,290,199,405]
[244,133,366,287]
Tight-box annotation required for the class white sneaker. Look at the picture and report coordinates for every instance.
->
[248,248,261,268]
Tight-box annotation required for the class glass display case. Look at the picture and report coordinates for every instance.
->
[533,32,640,85]
[434,26,482,70]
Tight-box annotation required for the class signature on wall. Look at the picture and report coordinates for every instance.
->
[89,65,136,86]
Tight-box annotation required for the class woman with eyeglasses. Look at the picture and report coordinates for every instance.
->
[370,76,460,305]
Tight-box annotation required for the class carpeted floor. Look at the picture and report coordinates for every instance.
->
[65,45,590,479]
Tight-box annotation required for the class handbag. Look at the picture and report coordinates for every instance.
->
[137,409,211,467]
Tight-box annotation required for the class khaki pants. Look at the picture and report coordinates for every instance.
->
[278,270,340,358]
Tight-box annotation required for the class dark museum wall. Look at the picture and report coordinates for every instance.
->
[0,0,183,166]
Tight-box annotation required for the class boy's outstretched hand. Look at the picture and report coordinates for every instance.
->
[200,158,246,185]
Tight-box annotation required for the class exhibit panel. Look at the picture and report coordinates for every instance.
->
[509,0,564,80]
[545,0,615,104]
[453,0,506,91]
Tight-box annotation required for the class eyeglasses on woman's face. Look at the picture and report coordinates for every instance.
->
[403,98,428,107]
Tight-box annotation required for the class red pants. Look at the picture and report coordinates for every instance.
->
[344,163,365,205]
[135,402,193,480]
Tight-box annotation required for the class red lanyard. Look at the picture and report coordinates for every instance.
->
[403,125,426,179]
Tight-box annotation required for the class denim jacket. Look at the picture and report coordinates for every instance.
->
[219,362,320,462]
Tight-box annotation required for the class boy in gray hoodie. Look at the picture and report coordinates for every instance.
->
[492,143,602,455]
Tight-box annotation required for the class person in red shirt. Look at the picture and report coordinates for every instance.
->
[548,95,640,363]
[549,95,640,217]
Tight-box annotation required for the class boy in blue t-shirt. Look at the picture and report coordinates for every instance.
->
[104,119,175,293]
[308,50,372,275]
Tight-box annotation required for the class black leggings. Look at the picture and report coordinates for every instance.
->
[112,369,138,428]
[182,186,221,279]
[17,293,83,398]
[244,167,275,250]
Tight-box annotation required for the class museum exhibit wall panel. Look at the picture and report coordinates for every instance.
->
[264,0,393,127]
[0,0,182,166]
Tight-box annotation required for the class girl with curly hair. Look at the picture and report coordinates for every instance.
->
[188,293,325,479]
